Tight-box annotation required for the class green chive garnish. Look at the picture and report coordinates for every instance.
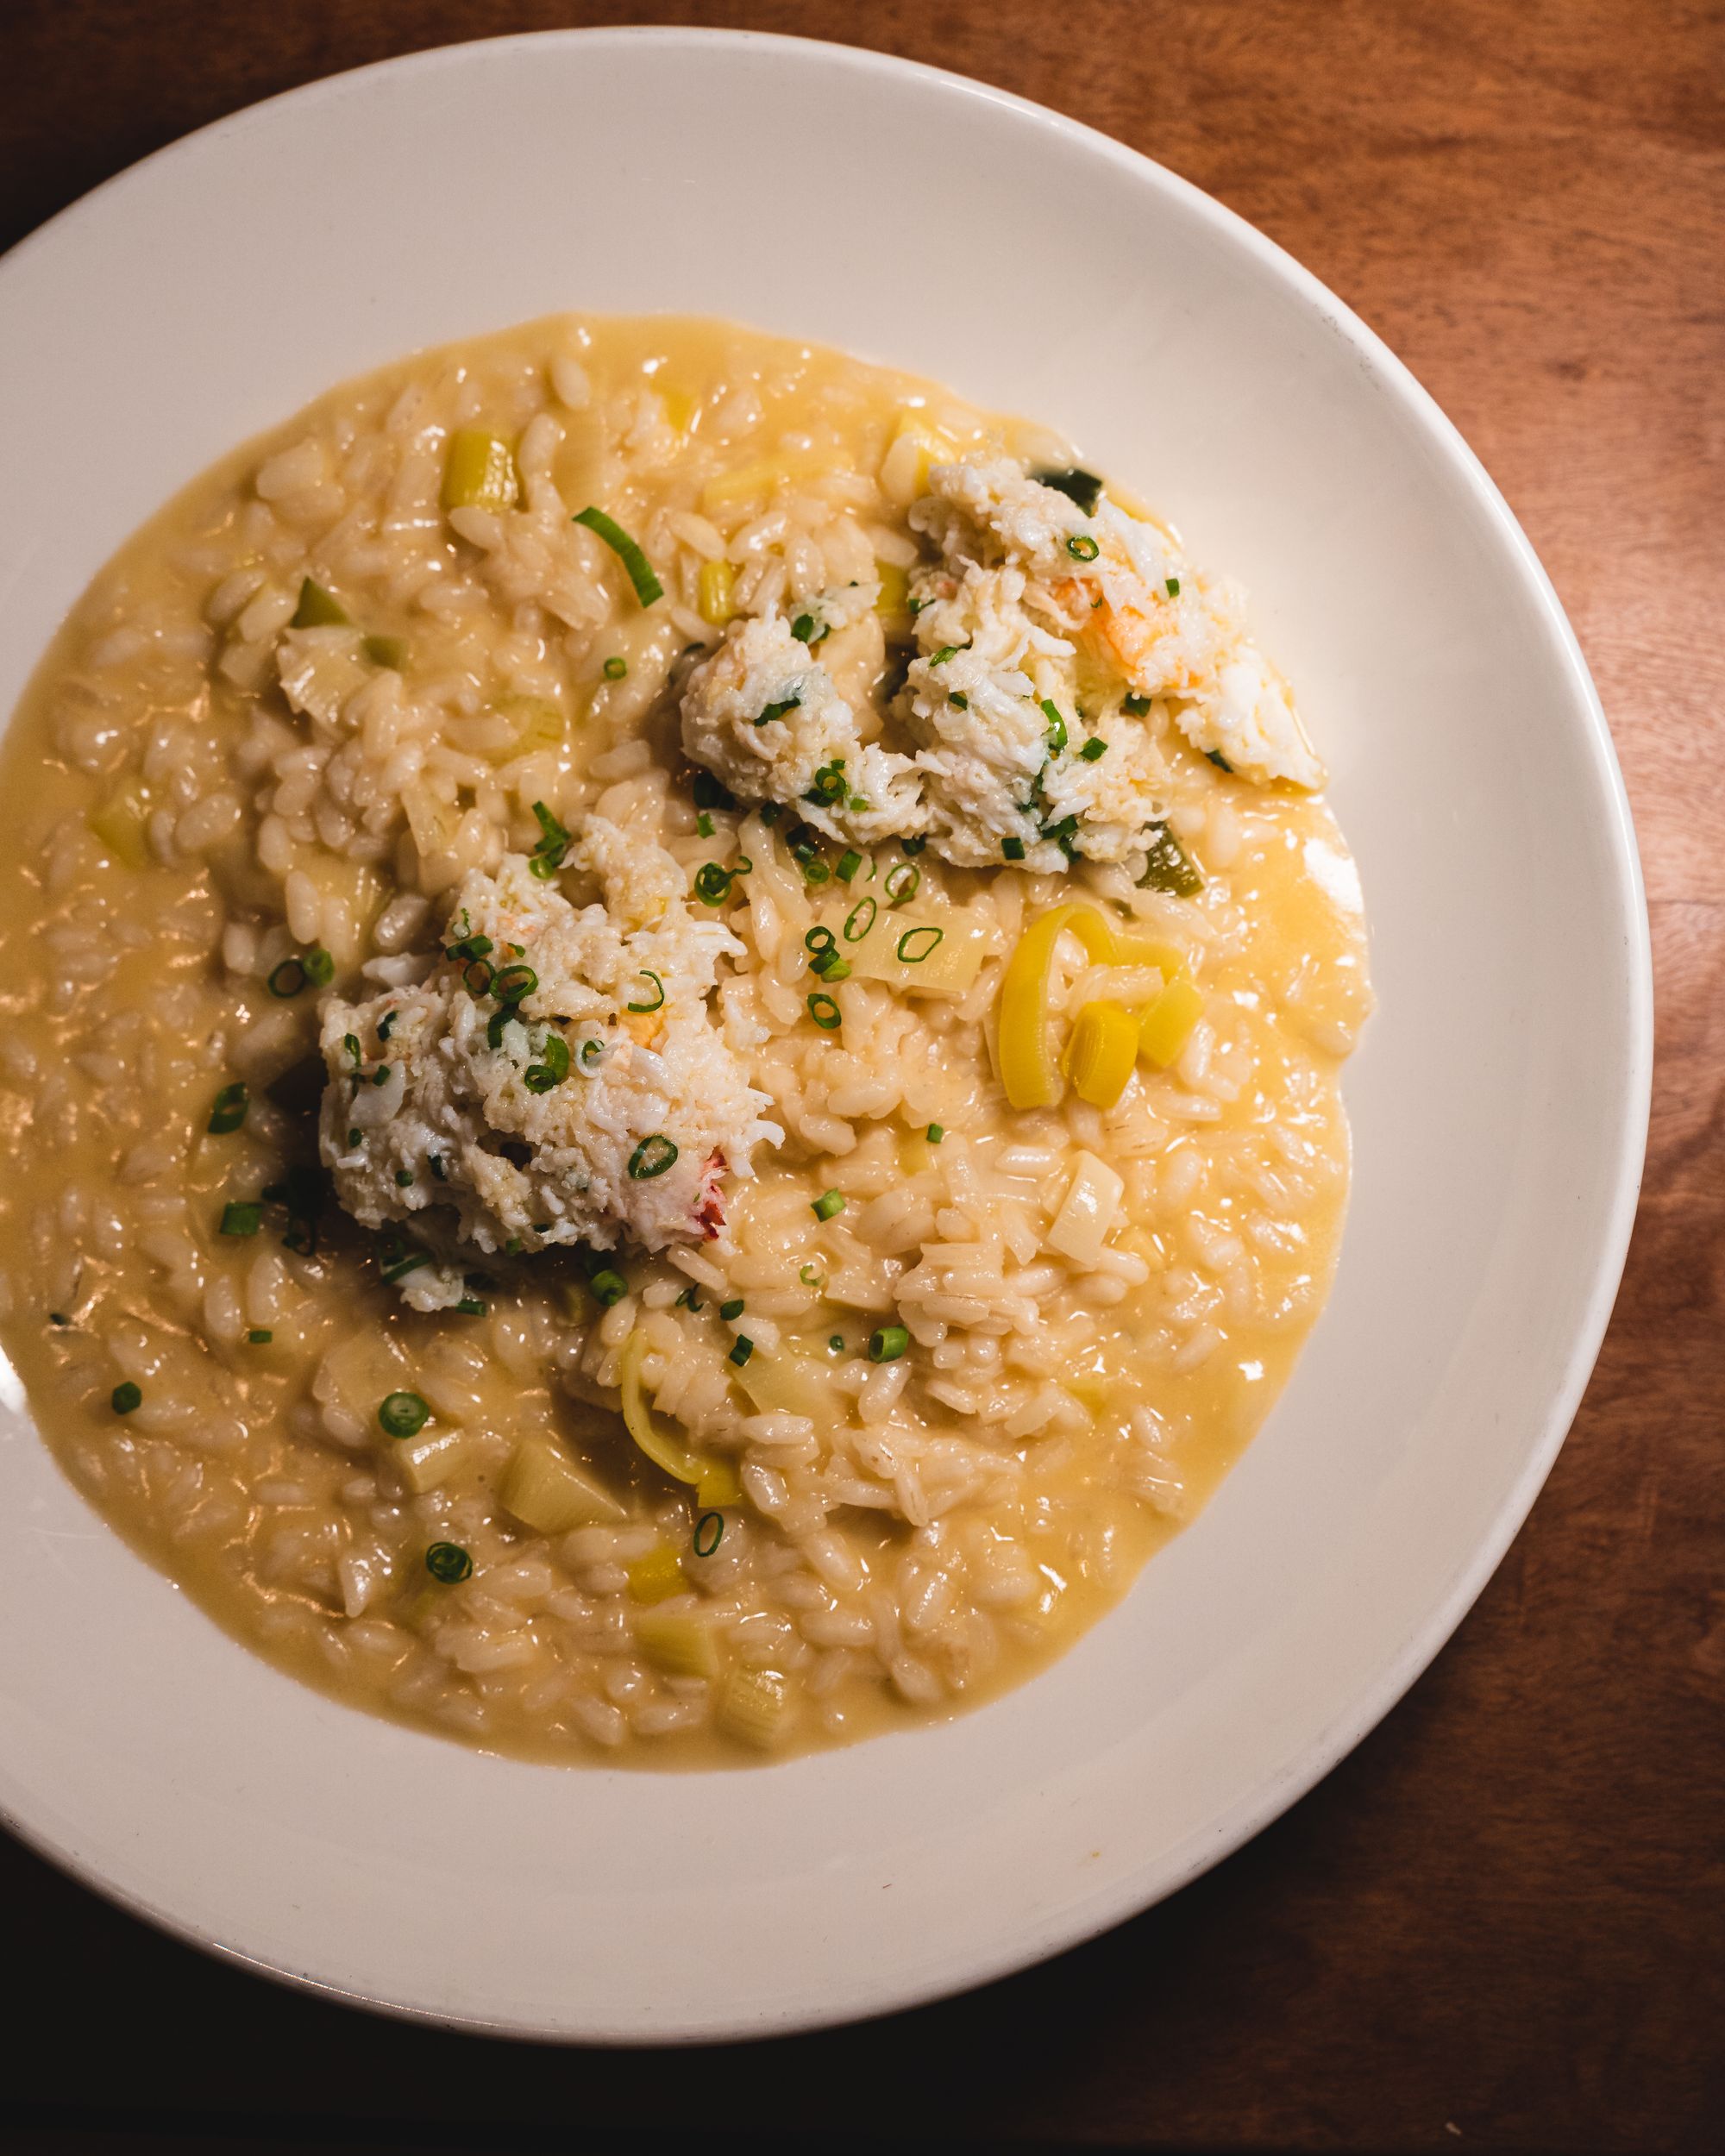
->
[696,812,714,838]
[247,1329,273,1344]
[207,1081,248,1134]
[1080,736,1107,761]
[1165,576,1181,597]
[926,1123,944,1144]
[693,862,733,904]
[602,655,628,680]
[806,992,841,1030]
[728,1336,755,1368]
[626,970,665,1013]
[693,1512,724,1557]
[756,694,800,726]
[1067,534,1100,561]
[836,849,862,881]
[220,1201,263,1238]
[425,1541,474,1583]
[111,1381,142,1414]
[868,1325,909,1363]
[379,1391,430,1438]
[882,862,919,906]
[1002,837,1026,861]
[589,1269,629,1307]
[1032,467,1103,514]
[719,1297,745,1320]
[1123,693,1151,716]
[812,1189,845,1221]
[844,897,877,941]
[573,505,663,606]
[896,925,943,963]
[628,1133,679,1180]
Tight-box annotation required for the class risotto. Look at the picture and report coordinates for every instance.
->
[0,316,1371,1763]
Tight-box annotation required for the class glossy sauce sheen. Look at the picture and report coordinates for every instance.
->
[0,316,1371,1764]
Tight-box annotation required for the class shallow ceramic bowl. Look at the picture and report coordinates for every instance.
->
[0,28,1650,2040]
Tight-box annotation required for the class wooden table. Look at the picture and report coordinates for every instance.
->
[5,4,1720,2150]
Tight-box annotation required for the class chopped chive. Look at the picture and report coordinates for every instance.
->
[220,1201,263,1238]
[1123,693,1152,716]
[267,957,308,999]
[378,1390,430,1438]
[806,757,846,805]
[811,951,850,981]
[1165,576,1181,597]
[48,1313,68,1326]
[926,1122,944,1144]
[806,992,841,1030]
[589,1269,629,1307]
[836,849,863,882]
[579,1038,605,1069]
[111,1381,142,1414]
[844,897,877,941]
[693,1511,724,1557]
[829,1334,845,1352]
[378,1010,398,1043]
[573,505,663,605]
[756,693,801,726]
[626,970,665,1013]
[1032,467,1103,514]
[868,1325,910,1363]
[800,1263,824,1287]
[882,862,919,906]
[929,644,959,666]
[524,1031,571,1093]
[445,932,493,963]
[380,1247,432,1284]
[505,1237,523,1255]
[1206,749,1233,773]
[674,1285,701,1311]
[696,812,714,839]
[693,769,735,812]
[896,926,943,963]
[1080,736,1107,761]
[628,1133,679,1180]
[527,799,571,880]
[464,957,494,996]
[948,692,969,710]
[1040,699,1067,753]
[347,1127,361,1149]
[1067,533,1101,561]
[602,655,628,680]
[790,612,827,645]
[728,1336,755,1368]
[429,1152,447,1178]
[759,801,783,824]
[394,1169,414,1187]
[493,962,537,1004]
[425,1541,474,1584]
[900,836,928,856]
[1002,837,1026,861]
[302,947,335,987]
[455,1297,488,1317]
[693,862,733,904]
[207,1081,248,1134]
[371,1065,392,1087]
[718,1297,745,1320]
[247,1328,273,1344]
[812,1188,845,1221]
[801,858,831,886]
[804,925,836,955]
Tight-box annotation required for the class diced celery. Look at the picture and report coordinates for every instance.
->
[717,1664,792,1749]
[697,559,737,626]
[1138,976,1205,1069]
[442,428,520,513]
[88,778,152,870]
[626,1545,686,1604]
[636,1607,722,1680]
[394,1428,473,1495]
[291,577,350,629]
[492,694,568,761]
[499,1432,624,1532]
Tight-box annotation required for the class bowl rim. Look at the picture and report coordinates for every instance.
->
[0,22,1653,2042]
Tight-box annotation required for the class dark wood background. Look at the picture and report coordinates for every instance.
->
[4,4,1721,2151]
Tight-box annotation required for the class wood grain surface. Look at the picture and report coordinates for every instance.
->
[3,4,1722,2152]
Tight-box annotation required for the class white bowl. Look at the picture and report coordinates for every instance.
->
[0,28,1649,2040]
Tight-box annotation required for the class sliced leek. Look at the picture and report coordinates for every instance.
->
[717,1664,793,1748]
[499,1432,624,1532]
[636,1608,722,1680]
[999,902,1191,1111]
[697,559,737,625]
[1138,976,1205,1069]
[626,1545,687,1604]
[620,1330,742,1507]
[1066,1000,1140,1108]
[442,428,519,513]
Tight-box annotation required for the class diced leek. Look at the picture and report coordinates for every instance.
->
[996,904,1117,1111]
[874,560,910,616]
[700,449,837,511]
[291,577,350,629]
[697,1458,743,1508]
[499,1432,624,1532]
[619,1330,737,1497]
[492,693,567,761]
[717,1664,793,1748]
[393,1427,473,1495]
[626,1545,687,1604]
[697,558,737,626]
[816,902,988,999]
[733,1347,832,1423]
[1047,1150,1126,1266]
[88,778,152,870]
[880,412,963,506]
[1066,1000,1140,1108]
[636,1607,722,1680]
[442,428,519,512]
[1138,976,1205,1069]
